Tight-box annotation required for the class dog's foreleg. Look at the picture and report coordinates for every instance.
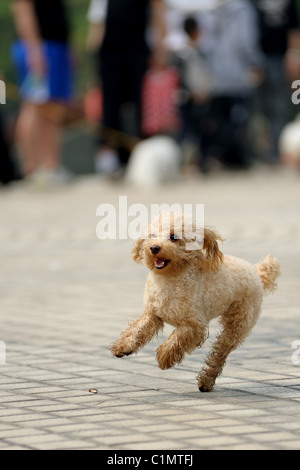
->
[111,311,163,358]
[156,321,207,370]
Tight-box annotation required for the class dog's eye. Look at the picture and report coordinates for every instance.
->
[170,234,180,242]
[150,234,157,239]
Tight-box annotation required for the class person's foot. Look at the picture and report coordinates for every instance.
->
[95,149,120,175]
[28,166,73,189]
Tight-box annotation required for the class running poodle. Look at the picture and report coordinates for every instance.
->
[111,212,280,392]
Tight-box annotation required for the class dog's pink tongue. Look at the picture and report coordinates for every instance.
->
[155,258,165,268]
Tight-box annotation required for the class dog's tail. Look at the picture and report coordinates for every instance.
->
[256,254,281,294]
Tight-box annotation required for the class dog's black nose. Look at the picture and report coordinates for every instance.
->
[150,245,161,255]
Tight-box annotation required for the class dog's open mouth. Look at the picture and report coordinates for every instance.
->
[155,258,170,270]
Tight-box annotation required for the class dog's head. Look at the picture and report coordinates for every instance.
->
[131,212,224,277]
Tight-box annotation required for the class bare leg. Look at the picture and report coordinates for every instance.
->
[111,312,164,358]
[38,106,61,171]
[198,301,260,392]
[156,322,208,370]
[15,102,62,175]
[15,103,39,174]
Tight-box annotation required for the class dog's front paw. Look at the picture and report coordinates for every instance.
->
[110,340,134,358]
[156,344,181,370]
[197,375,215,393]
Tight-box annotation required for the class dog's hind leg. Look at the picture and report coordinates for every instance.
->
[197,300,261,392]
[111,310,164,358]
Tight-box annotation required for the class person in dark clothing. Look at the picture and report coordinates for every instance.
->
[87,0,166,174]
[173,16,213,173]
[12,0,73,185]
[252,0,300,161]
[30,1,69,44]
[0,113,16,185]
[254,0,299,58]
[200,0,264,171]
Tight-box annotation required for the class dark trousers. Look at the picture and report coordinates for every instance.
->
[0,115,15,184]
[99,48,148,164]
[201,95,253,169]
[257,55,292,160]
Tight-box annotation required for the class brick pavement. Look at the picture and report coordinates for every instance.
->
[0,167,300,450]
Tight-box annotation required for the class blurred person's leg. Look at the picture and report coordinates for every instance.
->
[117,51,148,166]
[37,105,61,171]
[200,96,252,171]
[177,100,192,144]
[16,102,61,175]
[200,97,225,171]
[191,101,212,172]
[96,49,148,173]
[130,51,148,138]
[222,96,252,169]
[15,103,39,175]
[258,56,291,161]
[0,114,16,185]
[96,50,123,174]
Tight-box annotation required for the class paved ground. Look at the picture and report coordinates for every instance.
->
[0,166,300,450]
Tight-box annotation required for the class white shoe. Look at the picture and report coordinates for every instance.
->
[28,166,73,189]
[95,149,120,174]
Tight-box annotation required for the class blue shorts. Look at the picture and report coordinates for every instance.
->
[12,40,73,103]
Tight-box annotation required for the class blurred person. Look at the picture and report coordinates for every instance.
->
[11,0,73,185]
[0,112,16,185]
[87,0,167,175]
[252,0,300,162]
[0,71,18,185]
[164,0,219,53]
[173,16,214,172]
[199,0,265,170]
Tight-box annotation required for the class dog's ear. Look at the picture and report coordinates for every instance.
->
[201,227,224,272]
[131,237,145,264]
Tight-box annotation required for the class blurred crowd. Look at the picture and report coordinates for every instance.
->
[1,0,300,187]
